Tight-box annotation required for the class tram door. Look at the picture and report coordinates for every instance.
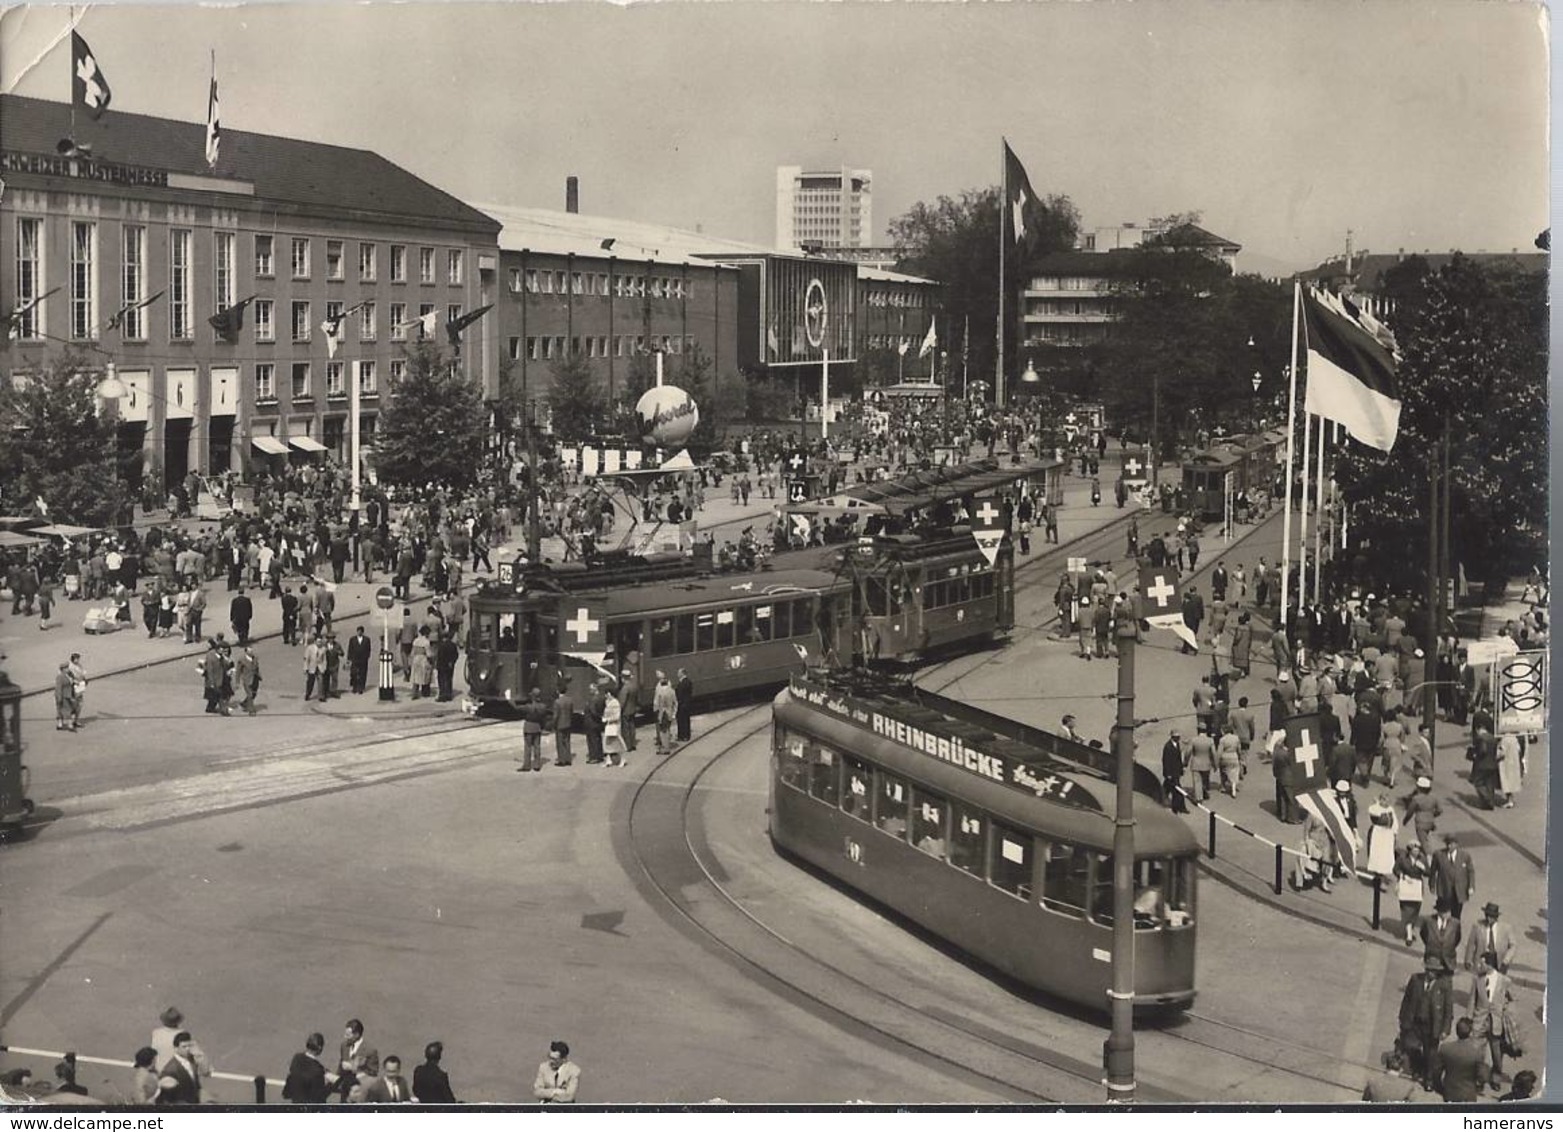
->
[995,544,1016,630]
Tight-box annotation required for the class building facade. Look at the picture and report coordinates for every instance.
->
[775,166,873,252]
[0,95,500,491]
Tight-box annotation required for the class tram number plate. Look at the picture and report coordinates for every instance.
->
[844,837,865,866]
[1092,948,1111,963]
[789,479,809,504]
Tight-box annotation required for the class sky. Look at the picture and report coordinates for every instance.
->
[0,1,1550,273]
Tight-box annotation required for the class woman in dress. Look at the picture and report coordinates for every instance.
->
[1230,613,1253,679]
[408,626,434,699]
[1394,841,1429,946]
[601,688,625,767]
[1364,793,1400,882]
[1496,732,1524,807]
[1378,708,1406,789]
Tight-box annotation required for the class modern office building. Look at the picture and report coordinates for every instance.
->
[0,94,501,491]
[775,166,873,252]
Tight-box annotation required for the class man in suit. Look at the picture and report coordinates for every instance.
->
[1161,731,1187,813]
[582,683,607,765]
[435,633,460,703]
[1432,1017,1489,1102]
[1431,834,1477,921]
[1398,964,1453,1088]
[282,1033,335,1104]
[156,1032,203,1104]
[361,1054,411,1103]
[229,586,253,646]
[532,1040,580,1104]
[1465,901,1517,973]
[322,633,343,700]
[346,626,373,695]
[335,1019,377,1103]
[413,1041,457,1104]
[303,635,324,701]
[1361,1050,1418,1103]
[1421,897,1463,976]
[1471,954,1516,1090]
[674,668,694,743]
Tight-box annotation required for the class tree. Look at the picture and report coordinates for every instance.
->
[1334,257,1546,587]
[0,351,129,526]
[890,186,1079,389]
[373,342,489,489]
[545,352,607,443]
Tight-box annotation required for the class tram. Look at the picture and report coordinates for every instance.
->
[770,669,1199,1012]
[853,533,1013,662]
[1181,431,1283,522]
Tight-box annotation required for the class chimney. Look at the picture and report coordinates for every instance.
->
[566,176,579,214]
[1345,228,1354,275]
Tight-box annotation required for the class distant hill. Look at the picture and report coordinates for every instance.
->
[1235,250,1306,280]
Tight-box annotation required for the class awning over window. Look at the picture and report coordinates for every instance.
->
[289,436,329,453]
[251,436,290,455]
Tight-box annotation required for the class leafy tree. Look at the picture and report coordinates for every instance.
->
[1334,256,1546,587]
[890,186,1079,389]
[0,351,129,526]
[545,352,607,443]
[373,342,488,489]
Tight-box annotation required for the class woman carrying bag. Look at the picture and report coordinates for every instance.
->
[602,687,625,768]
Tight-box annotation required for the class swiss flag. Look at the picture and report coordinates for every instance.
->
[1285,711,1359,873]
[559,598,608,660]
[1138,566,1198,650]
[970,494,1005,566]
[1121,449,1150,484]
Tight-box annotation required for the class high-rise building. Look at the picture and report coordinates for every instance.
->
[776,166,872,251]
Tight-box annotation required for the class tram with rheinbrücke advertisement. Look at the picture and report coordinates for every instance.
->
[769,667,1199,1012]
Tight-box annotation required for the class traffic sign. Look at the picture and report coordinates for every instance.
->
[1068,556,1087,574]
[788,479,809,504]
[375,585,395,610]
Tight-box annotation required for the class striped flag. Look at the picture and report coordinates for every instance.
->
[205,70,222,169]
[1302,286,1401,452]
[1284,712,1358,875]
[918,318,937,358]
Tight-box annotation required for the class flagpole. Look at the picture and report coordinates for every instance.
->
[997,139,1006,410]
[1279,282,1301,622]
[1313,410,1327,603]
[1297,409,1311,618]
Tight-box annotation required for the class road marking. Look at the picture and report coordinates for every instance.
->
[1340,933,1389,1097]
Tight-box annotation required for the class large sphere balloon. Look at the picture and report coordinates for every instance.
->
[636,385,700,448]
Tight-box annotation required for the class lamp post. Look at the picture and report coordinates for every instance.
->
[1251,372,1263,432]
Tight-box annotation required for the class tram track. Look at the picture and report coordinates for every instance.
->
[623,516,1375,1102]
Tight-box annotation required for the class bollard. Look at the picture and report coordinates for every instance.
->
[378,648,396,702]
[1372,874,1382,931]
[1274,843,1284,895]
[1207,810,1217,858]
[254,1074,267,1104]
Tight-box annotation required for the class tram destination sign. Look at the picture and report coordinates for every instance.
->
[789,675,1102,813]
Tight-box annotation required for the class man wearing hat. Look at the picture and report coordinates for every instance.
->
[619,668,640,754]
[1465,902,1516,974]
[1420,896,1462,976]
[1431,833,1477,922]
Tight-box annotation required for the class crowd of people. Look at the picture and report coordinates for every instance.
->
[0,1007,581,1105]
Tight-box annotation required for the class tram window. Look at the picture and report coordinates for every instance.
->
[773,602,792,639]
[840,756,872,823]
[796,598,817,637]
[1040,842,1091,917]
[650,617,676,657]
[675,615,694,653]
[809,744,838,805]
[716,609,736,649]
[737,606,756,643]
[911,791,949,859]
[949,803,986,877]
[753,606,774,641]
[498,614,520,653]
[865,578,890,616]
[1166,858,1195,927]
[777,730,807,791]
[876,772,909,839]
[989,821,1033,899]
[1132,859,1169,928]
[472,612,495,649]
[954,577,970,603]
[695,612,716,651]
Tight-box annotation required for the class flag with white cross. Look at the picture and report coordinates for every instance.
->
[1121,449,1150,485]
[1284,711,1359,874]
[970,494,1005,567]
[1137,565,1198,650]
[558,597,608,668]
[71,32,112,120]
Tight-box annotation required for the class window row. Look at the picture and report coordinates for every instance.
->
[647,598,816,658]
[866,335,918,352]
[922,569,996,611]
[509,269,691,300]
[865,291,930,309]
[508,334,698,362]
[11,219,469,344]
[775,731,1195,928]
[253,359,397,402]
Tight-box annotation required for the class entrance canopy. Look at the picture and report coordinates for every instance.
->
[251,436,290,456]
[289,436,329,453]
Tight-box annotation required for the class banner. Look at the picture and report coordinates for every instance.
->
[208,367,238,416]
[1495,650,1547,733]
[117,370,151,422]
[164,368,196,419]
